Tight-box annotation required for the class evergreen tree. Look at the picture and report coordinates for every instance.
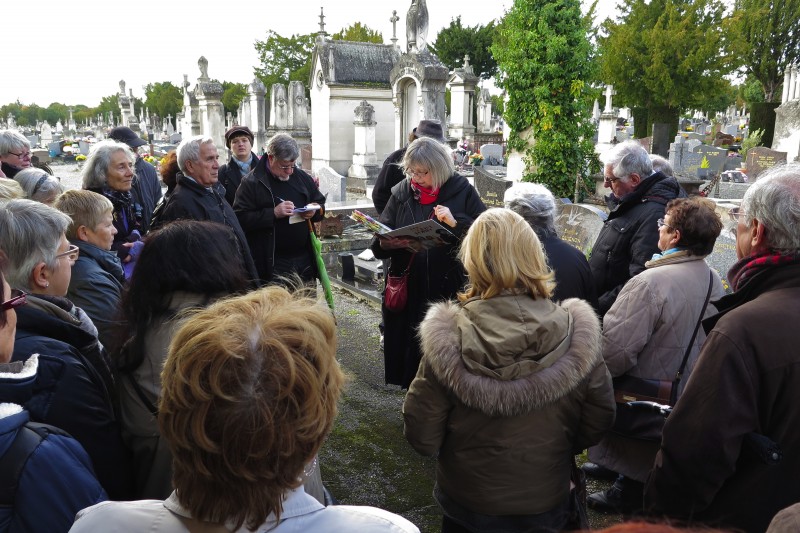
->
[431,17,497,80]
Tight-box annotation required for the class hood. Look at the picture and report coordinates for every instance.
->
[0,354,39,408]
[419,296,602,417]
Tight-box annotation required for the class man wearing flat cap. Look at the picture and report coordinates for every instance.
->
[218,126,259,206]
[108,126,162,233]
[372,119,448,215]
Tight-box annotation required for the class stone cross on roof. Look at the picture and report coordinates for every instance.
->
[318,7,327,35]
[390,10,399,46]
[604,84,615,113]
[463,55,470,68]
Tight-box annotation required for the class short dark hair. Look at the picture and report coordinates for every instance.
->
[115,220,250,372]
[666,197,723,256]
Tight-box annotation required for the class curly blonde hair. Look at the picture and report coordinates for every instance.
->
[459,208,555,301]
[159,285,344,530]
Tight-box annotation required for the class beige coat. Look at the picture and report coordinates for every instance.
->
[589,251,726,481]
[403,294,615,516]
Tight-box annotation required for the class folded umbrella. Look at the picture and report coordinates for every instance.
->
[308,220,334,310]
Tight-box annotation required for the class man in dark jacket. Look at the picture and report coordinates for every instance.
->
[233,133,325,285]
[589,140,685,315]
[645,164,800,533]
[151,135,257,281]
[109,126,163,234]
[372,120,448,215]
[218,126,259,206]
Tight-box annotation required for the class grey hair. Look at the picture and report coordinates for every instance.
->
[504,182,557,237]
[0,198,71,291]
[600,140,653,182]
[177,135,215,173]
[650,154,673,177]
[14,168,64,204]
[266,133,300,161]
[401,137,455,188]
[81,140,135,190]
[0,129,31,156]
[0,178,24,200]
[741,163,800,252]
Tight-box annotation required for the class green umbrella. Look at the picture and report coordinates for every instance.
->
[308,220,334,310]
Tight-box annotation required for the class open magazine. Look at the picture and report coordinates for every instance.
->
[350,210,458,252]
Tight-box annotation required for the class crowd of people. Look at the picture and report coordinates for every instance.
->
[1,124,799,533]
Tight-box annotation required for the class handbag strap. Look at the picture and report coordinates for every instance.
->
[671,270,714,403]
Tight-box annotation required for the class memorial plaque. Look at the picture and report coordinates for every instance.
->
[554,203,606,257]
[695,145,728,174]
[474,166,511,208]
[746,147,787,180]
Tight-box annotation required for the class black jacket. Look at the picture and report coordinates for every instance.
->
[541,232,599,310]
[131,157,163,234]
[372,147,407,215]
[370,174,486,388]
[218,153,258,206]
[151,173,258,281]
[588,172,685,315]
[233,157,325,284]
[11,295,134,500]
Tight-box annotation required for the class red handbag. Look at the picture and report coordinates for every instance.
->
[384,253,416,312]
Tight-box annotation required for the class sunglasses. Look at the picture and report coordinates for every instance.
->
[1,289,27,312]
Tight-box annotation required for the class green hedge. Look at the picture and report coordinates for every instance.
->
[648,106,679,140]
[749,102,780,146]
[632,107,648,138]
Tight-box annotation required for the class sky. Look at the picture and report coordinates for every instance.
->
[2,0,618,109]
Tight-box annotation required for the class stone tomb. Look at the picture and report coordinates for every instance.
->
[473,166,511,208]
[554,202,606,258]
[746,147,787,180]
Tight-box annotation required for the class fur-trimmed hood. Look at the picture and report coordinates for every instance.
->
[418,295,602,417]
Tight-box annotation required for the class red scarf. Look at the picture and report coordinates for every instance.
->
[728,250,800,292]
[410,180,440,205]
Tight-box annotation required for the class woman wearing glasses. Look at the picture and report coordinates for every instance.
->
[370,137,485,389]
[586,197,726,514]
[0,129,33,178]
[0,255,107,532]
[0,199,134,501]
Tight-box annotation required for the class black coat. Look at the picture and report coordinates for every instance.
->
[11,296,134,500]
[218,152,258,206]
[131,157,163,234]
[151,173,258,281]
[372,146,407,215]
[371,174,486,388]
[588,172,685,315]
[541,232,599,311]
[233,157,325,284]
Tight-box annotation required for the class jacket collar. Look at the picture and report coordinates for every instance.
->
[72,240,125,282]
[0,355,38,408]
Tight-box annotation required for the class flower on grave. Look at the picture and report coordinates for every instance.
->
[143,155,156,164]
[75,154,87,161]
[469,153,484,165]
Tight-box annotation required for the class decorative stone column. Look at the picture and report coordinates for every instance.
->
[246,78,267,153]
[347,100,380,191]
[193,57,226,152]
[448,55,478,140]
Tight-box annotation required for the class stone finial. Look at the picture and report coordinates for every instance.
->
[390,10,399,46]
[119,80,126,95]
[353,100,376,124]
[318,7,326,35]
[406,0,429,53]
[198,56,209,79]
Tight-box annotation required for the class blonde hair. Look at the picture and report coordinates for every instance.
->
[459,208,555,301]
[0,178,24,200]
[159,285,344,530]
[54,190,113,241]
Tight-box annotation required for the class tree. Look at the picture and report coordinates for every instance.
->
[144,82,182,121]
[598,0,731,135]
[332,22,383,43]
[222,82,248,116]
[727,0,800,102]
[430,16,497,80]
[492,0,598,199]
[253,31,316,91]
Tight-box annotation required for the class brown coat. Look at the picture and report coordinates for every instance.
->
[403,294,615,516]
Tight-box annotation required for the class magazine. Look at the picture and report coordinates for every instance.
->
[350,209,458,251]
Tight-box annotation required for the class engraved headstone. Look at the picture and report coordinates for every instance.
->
[746,146,787,180]
[317,166,347,203]
[479,143,504,166]
[555,203,606,257]
[685,139,702,153]
[695,145,728,175]
[473,166,511,208]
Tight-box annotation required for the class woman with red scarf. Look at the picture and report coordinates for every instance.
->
[371,137,486,388]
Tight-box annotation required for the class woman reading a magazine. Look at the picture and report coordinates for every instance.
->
[370,137,486,389]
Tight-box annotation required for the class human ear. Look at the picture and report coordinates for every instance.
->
[31,262,50,290]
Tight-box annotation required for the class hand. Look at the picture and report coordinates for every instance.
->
[434,205,456,228]
[301,202,321,219]
[274,200,295,219]
[122,242,134,263]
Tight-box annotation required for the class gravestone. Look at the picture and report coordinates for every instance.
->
[78,140,91,155]
[746,147,787,180]
[685,132,705,142]
[695,145,728,175]
[723,153,743,171]
[554,203,606,257]
[616,129,630,142]
[317,166,347,204]
[636,137,652,152]
[473,166,511,208]
[41,123,53,146]
[479,143,504,166]
[677,152,704,176]
[724,124,739,136]
[685,139,702,153]
[652,123,671,157]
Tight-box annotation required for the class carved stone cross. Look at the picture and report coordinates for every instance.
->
[390,10,399,45]
[603,84,615,113]
[463,54,470,68]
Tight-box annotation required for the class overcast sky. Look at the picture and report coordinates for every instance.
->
[3,0,617,109]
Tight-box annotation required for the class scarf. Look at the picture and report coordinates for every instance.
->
[410,180,440,205]
[728,250,800,292]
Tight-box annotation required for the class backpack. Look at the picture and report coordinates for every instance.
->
[0,422,66,507]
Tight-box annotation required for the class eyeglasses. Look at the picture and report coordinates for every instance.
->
[657,218,675,231]
[728,206,746,224]
[55,244,80,263]
[278,164,295,170]
[406,169,430,178]
[604,174,622,183]
[1,289,27,312]
[6,150,31,160]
